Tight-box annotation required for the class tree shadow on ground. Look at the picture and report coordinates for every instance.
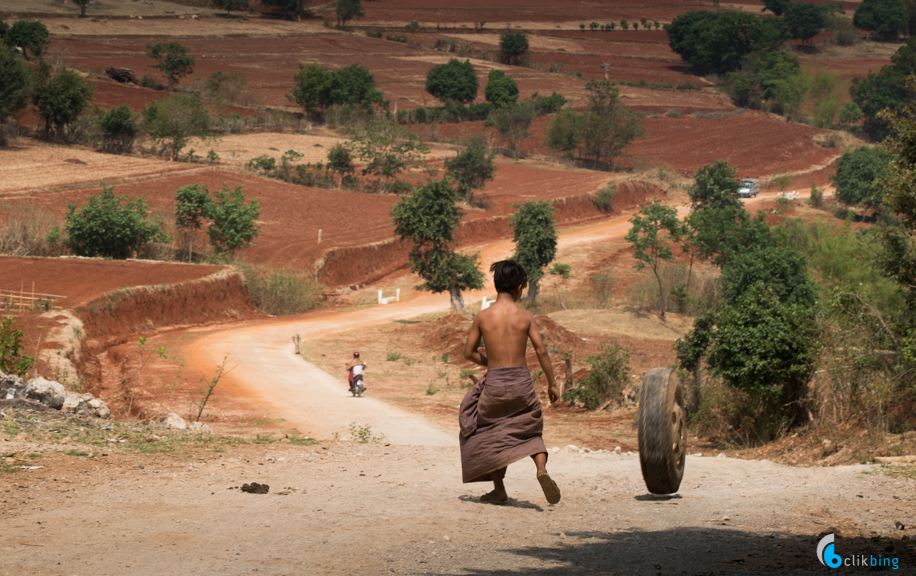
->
[429,527,913,575]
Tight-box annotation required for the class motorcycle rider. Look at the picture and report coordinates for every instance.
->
[345,351,366,393]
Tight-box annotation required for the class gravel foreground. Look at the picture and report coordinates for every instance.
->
[2,442,915,575]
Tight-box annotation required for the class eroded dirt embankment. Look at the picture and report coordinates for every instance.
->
[72,270,260,399]
[319,180,664,287]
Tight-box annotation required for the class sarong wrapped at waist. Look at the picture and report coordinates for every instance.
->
[459,365,547,483]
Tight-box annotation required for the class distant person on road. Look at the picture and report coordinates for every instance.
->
[345,351,366,393]
[460,260,561,505]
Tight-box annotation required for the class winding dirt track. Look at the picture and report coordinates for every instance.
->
[183,206,679,444]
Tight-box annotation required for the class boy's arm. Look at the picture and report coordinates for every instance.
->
[463,315,488,367]
[528,315,559,403]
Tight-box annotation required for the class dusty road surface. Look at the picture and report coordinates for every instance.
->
[2,439,914,575]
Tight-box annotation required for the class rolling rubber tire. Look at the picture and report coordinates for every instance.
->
[638,367,687,494]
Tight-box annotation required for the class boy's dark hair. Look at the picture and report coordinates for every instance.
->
[490,260,528,293]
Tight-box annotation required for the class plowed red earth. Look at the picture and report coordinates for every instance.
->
[2,162,612,272]
[354,0,714,22]
[439,109,833,176]
[0,257,224,305]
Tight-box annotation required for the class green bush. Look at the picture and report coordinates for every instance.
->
[484,69,518,106]
[829,145,892,209]
[99,105,138,154]
[386,352,401,361]
[562,343,630,410]
[32,68,95,142]
[425,58,479,104]
[65,187,167,259]
[5,20,49,59]
[143,93,211,161]
[0,316,34,377]
[405,20,420,32]
[238,264,324,316]
[386,34,407,43]
[592,184,616,212]
[499,30,529,65]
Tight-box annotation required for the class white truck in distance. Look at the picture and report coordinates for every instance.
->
[737,178,760,198]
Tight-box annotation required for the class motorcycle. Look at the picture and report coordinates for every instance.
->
[349,362,366,397]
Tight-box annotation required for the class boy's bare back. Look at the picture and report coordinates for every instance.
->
[464,295,559,402]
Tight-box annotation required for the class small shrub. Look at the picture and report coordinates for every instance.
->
[425,383,439,395]
[386,34,407,43]
[441,353,449,364]
[237,264,324,316]
[366,30,382,39]
[405,20,420,32]
[592,184,616,212]
[349,422,384,443]
[386,352,402,361]
[0,316,34,377]
[562,343,630,410]
[808,183,824,209]
[404,358,417,366]
[836,29,856,46]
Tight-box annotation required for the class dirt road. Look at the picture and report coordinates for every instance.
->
[2,440,914,575]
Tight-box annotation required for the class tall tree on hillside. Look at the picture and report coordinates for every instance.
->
[625,200,684,319]
[0,46,32,133]
[689,160,742,211]
[5,20,49,60]
[147,42,194,90]
[854,0,907,41]
[336,0,364,28]
[784,2,826,45]
[174,184,214,262]
[444,138,496,204]
[143,93,211,161]
[206,184,260,259]
[511,201,558,305]
[425,58,479,103]
[73,0,91,17]
[347,120,428,193]
[499,31,529,65]
[32,67,94,142]
[485,100,537,159]
[391,178,485,315]
[579,78,644,168]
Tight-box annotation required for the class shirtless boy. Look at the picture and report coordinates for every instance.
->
[459,260,561,504]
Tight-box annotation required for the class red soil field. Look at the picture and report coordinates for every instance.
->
[2,162,613,275]
[351,0,715,23]
[438,108,832,177]
[0,257,225,306]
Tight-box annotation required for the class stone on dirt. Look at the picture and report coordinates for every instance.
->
[161,412,187,430]
[22,377,66,409]
[241,482,269,494]
[62,392,93,415]
[1,371,24,399]
[87,398,111,419]
[188,421,212,435]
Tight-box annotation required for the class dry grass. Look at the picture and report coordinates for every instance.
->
[0,144,188,194]
[548,307,693,341]
[29,16,330,38]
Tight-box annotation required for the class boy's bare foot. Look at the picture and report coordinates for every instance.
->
[479,490,508,504]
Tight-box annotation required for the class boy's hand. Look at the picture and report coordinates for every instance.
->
[547,384,559,404]
[477,348,488,366]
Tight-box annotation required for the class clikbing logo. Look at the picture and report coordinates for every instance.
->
[816,533,900,570]
[817,534,842,568]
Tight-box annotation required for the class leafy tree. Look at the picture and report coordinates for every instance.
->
[829,145,892,208]
[0,46,32,125]
[65,187,166,259]
[212,0,249,15]
[206,184,260,258]
[425,58,478,104]
[485,100,537,159]
[621,20,629,30]
[578,79,644,168]
[784,2,826,44]
[665,11,784,75]
[544,79,643,167]
[850,39,916,138]
[444,139,496,203]
[854,0,907,41]
[143,93,211,161]
[0,316,34,378]
[499,31,529,65]
[0,19,8,41]
[809,64,842,128]
[688,160,742,210]
[32,67,94,142]
[326,143,355,188]
[99,105,139,154]
[325,63,385,109]
[348,120,429,193]
[147,42,194,90]
[624,199,683,319]
[720,246,817,306]
[73,0,91,17]
[174,184,213,262]
[5,20,49,59]
[706,282,820,431]
[390,178,485,314]
[335,0,363,28]
[762,0,791,16]
[839,101,863,126]
[260,0,310,20]
[688,206,773,267]
[511,201,557,304]
[484,69,519,107]
[289,62,335,115]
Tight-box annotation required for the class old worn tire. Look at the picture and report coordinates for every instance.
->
[638,368,687,494]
